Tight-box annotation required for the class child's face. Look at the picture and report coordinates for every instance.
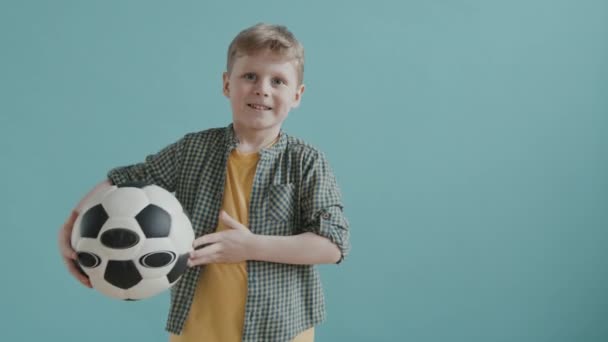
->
[223,50,304,135]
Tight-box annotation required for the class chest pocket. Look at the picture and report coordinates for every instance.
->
[268,183,296,222]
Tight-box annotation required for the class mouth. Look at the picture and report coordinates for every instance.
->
[247,103,272,111]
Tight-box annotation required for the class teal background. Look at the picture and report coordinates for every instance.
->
[1,0,607,341]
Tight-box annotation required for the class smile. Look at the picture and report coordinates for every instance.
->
[247,103,272,110]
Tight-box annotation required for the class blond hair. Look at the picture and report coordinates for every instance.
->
[226,23,305,84]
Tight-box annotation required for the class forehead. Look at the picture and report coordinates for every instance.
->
[232,50,298,79]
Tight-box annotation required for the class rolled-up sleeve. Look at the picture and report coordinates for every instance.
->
[300,151,350,263]
[107,137,185,192]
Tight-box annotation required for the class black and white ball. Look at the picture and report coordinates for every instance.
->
[71,182,194,300]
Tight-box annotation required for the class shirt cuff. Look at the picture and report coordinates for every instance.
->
[317,206,350,264]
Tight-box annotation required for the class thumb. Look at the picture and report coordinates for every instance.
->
[219,210,247,230]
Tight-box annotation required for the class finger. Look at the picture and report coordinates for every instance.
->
[71,263,92,288]
[64,210,79,226]
[59,211,79,255]
[219,210,247,230]
[61,246,77,260]
[64,257,92,288]
[62,211,79,236]
[194,242,215,250]
[188,254,213,267]
[58,228,77,260]
[72,269,92,288]
[192,233,221,249]
[189,243,221,263]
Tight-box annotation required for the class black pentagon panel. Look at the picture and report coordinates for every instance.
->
[139,251,176,268]
[77,252,101,268]
[117,181,151,188]
[100,228,140,249]
[80,204,108,238]
[136,204,171,238]
[166,253,190,284]
[105,260,142,289]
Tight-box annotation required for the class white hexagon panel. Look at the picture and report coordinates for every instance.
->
[71,182,194,300]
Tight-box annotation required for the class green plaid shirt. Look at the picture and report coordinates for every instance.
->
[107,124,350,341]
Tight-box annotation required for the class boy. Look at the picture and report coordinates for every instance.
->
[58,23,350,342]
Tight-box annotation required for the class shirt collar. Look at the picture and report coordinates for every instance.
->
[223,123,287,158]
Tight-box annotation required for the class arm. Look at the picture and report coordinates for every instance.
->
[250,232,341,265]
[299,151,351,263]
[188,211,342,266]
[60,135,186,286]
[107,136,186,191]
[58,179,112,288]
[189,151,350,267]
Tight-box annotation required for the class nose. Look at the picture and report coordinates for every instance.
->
[254,80,270,97]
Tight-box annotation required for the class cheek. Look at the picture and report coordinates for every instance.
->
[278,97,295,111]
[229,80,247,93]
[229,88,248,103]
[276,92,293,106]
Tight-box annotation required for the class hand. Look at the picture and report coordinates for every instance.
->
[188,211,255,266]
[58,210,92,288]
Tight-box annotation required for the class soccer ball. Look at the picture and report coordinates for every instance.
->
[71,182,194,300]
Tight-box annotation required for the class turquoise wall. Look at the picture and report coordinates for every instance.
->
[1,0,607,340]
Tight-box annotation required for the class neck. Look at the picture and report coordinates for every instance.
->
[233,124,280,154]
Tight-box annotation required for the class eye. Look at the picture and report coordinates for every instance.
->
[243,73,256,81]
[271,78,285,86]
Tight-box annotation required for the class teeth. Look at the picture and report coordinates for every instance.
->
[249,104,271,110]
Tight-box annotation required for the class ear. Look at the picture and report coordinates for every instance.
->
[222,72,230,98]
[291,84,305,109]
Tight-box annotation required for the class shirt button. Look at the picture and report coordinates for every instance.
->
[322,212,331,220]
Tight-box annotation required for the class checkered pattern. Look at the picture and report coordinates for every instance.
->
[107,124,350,341]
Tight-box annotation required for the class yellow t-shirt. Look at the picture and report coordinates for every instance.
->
[170,148,314,342]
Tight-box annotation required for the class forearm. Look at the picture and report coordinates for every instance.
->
[250,232,341,265]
